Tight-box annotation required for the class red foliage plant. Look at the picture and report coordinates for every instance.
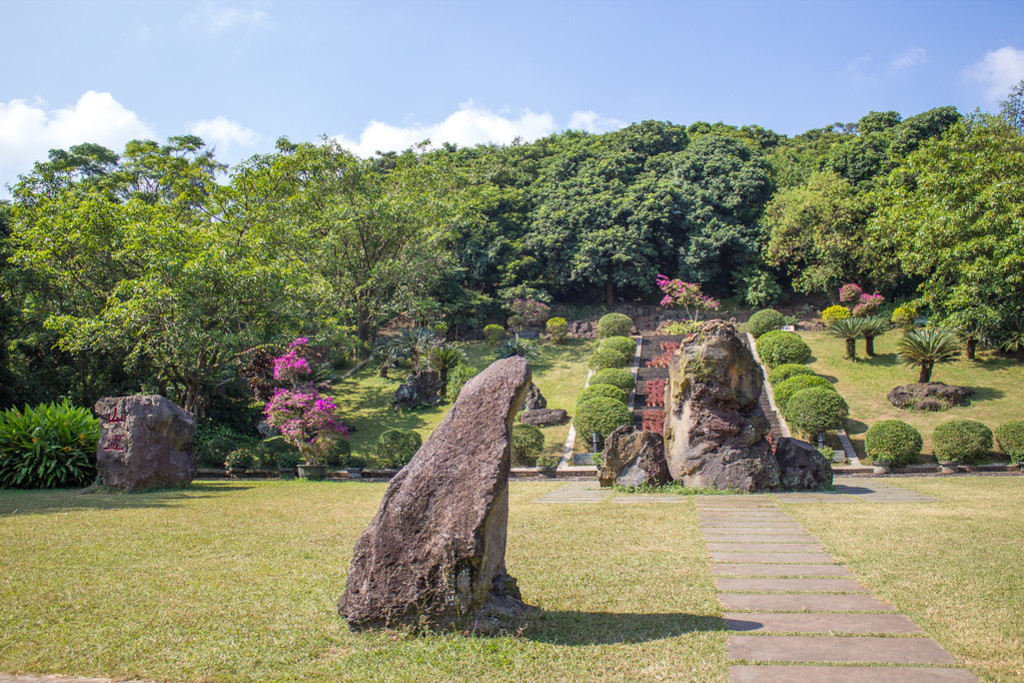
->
[642,410,666,435]
[644,379,666,408]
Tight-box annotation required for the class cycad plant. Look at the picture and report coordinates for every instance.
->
[425,343,468,396]
[828,316,868,360]
[896,328,960,384]
[860,315,889,357]
[387,327,438,372]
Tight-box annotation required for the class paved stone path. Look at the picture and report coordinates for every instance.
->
[695,496,976,681]
[532,480,612,503]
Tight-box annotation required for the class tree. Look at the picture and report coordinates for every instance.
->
[1000,79,1024,134]
[896,328,960,384]
[828,317,867,360]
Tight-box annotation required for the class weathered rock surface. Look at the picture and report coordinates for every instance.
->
[663,321,779,492]
[392,371,444,411]
[340,356,537,633]
[522,383,547,411]
[888,383,972,411]
[598,425,671,488]
[94,395,196,492]
[520,408,568,426]
[774,437,832,490]
[567,321,597,338]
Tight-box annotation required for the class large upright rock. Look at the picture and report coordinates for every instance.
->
[598,425,671,488]
[663,321,779,492]
[339,356,536,633]
[774,437,832,490]
[94,395,197,492]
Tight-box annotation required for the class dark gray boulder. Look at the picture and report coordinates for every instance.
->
[598,425,671,488]
[522,383,547,411]
[520,408,568,426]
[339,356,537,633]
[392,371,444,411]
[774,437,833,490]
[94,395,196,492]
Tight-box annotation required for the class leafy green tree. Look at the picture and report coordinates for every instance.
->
[1000,79,1024,133]
[896,328,960,384]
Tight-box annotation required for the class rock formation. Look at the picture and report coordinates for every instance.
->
[520,408,567,426]
[392,371,444,411]
[887,383,972,411]
[340,356,537,633]
[662,321,780,492]
[598,425,671,488]
[94,395,197,492]
[773,437,832,490]
[522,383,547,411]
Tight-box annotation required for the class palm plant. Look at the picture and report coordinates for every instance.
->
[370,342,400,379]
[896,328,960,384]
[388,327,438,372]
[828,317,868,360]
[425,343,468,396]
[860,315,889,357]
[495,337,540,361]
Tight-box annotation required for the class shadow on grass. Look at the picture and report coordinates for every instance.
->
[527,611,725,645]
[967,386,1006,403]
[863,353,900,368]
[845,418,869,436]
[0,481,251,516]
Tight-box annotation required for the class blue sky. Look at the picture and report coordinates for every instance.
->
[2,0,1023,192]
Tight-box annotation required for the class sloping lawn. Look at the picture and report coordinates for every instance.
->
[334,339,594,461]
[0,481,726,682]
[801,331,1023,459]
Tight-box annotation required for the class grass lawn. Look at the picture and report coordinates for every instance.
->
[0,480,726,682]
[785,476,1024,682]
[333,339,595,462]
[801,331,1024,459]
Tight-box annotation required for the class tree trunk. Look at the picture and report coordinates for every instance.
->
[605,280,616,307]
[966,339,977,360]
[918,363,932,384]
[845,338,857,360]
[864,334,875,357]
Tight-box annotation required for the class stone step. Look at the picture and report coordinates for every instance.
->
[727,635,956,665]
[703,534,819,543]
[716,577,866,593]
[707,543,826,553]
[729,665,977,682]
[699,526,808,534]
[711,552,837,564]
[713,563,851,577]
[720,593,896,612]
[722,612,923,634]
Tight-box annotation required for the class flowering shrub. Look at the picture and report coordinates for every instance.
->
[264,338,349,465]
[839,283,863,305]
[646,350,675,369]
[656,275,720,321]
[507,299,551,330]
[853,293,885,317]
[821,305,851,326]
[642,410,665,435]
[643,379,666,408]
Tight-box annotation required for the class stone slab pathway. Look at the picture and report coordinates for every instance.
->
[532,481,612,503]
[695,497,976,681]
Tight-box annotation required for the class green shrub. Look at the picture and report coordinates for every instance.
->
[589,346,631,371]
[755,330,812,368]
[774,375,836,415]
[483,324,505,346]
[933,420,993,465]
[589,368,636,393]
[600,335,637,358]
[321,438,352,467]
[596,313,633,339]
[661,320,701,335]
[511,424,545,466]
[535,454,560,470]
[254,436,300,469]
[573,397,633,446]
[546,317,568,344]
[747,309,785,339]
[768,363,815,386]
[891,304,917,330]
[785,388,849,438]
[374,429,423,468]
[994,421,1024,464]
[821,305,851,326]
[446,364,479,400]
[0,401,101,489]
[224,448,255,471]
[495,337,539,360]
[865,420,923,466]
[576,384,628,408]
[198,435,238,468]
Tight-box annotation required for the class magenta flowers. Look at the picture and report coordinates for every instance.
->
[656,275,721,322]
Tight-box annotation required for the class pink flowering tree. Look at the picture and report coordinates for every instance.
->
[507,299,551,331]
[853,293,885,317]
[656,275,721,322]
[264,338,349,465]
[839,283,863,305]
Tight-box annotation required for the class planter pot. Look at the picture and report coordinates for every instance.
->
[938,460,959,474]
[297,465,327,481]
[872,462,892,475]
[516,331,540,339]
[277,466,297,480]
[346,467,363,479]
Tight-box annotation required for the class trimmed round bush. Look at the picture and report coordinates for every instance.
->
[995,421,1024,464]
[576,384,628,408]
[374,429,423,468]
[546,317,568,344]
[589,346,630,370]
[865,420,923,466]
[198,434,239,468]
[573,397,633,445]
[785,388,849,437]
[589,368,636,393]
[483,324,505,345]
[775,375,835,415]
[755,330,812,368]
[596,313,633,339]
[933,420,993,465]
[599,335,637,358]
[821,305,851,326]
[768,363,815,386]
[511,424,545,466]
[255,436,300,468]
[747,309,785,339]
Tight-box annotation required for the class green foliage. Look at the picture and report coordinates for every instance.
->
[197,435,239,468]
[510,424,545,466]
[822,305,851,326]
[483,324,506,346]
[755,330,812,368]
[746,309,784,339]
[661,321,701,335]
[596,313,633,339]
[896,328,961,383]
[599,335,637,358]
[495,337,540,360]
[373,429,422,468]
[446,364,479,401]
[994,421,1024,464]
[738,270,782,309]
[891,304,917,330]
[576,384,628,409]
[321,438,352,467]
[256,436,302,468]
[932,420,993,465]
[775,375,836,415]
[534,454,560,470]
[828,316,869,359]
[224,448,255,471]
[785,387,849,437]
[424,343,468,395]
[588,368,636,393]
[588,346,630,371]
[0,401,100,489]
[768,363,814,386]
[573,397,633,446]
[865,420,923,466]
[545,317,568,344]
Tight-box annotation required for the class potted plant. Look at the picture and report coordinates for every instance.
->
[872,457,893,475]
[224,448,254,478]
[340,453,368,479]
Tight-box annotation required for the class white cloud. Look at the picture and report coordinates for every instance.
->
[963,46,1024,100]
[891,48,927,70]
[188,116,259,153]
[568,110,627,133]
[0,91,154,188]
[192,1,270,33]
